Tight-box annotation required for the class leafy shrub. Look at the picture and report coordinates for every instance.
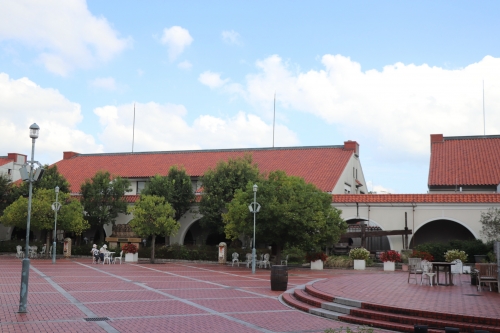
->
[306,252,328,262]
[416,239,491,262]
[349,247,370,260]
[444,249,467,262]
[325,255,353,268]
[282,246,307,264]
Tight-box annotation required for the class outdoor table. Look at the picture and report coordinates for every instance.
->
[431,262,455,286]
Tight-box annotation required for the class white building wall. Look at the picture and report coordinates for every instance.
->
[333,202,494,251]
[332,155,367,195]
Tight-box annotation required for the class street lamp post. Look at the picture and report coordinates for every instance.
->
[18,123,40,313]
[248,184,260,274]
[52,186,61,264]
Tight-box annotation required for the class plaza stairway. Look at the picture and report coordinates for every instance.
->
[281,283,500,333]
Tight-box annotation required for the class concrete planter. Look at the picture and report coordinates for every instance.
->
[310,259,324,270]
[384,261,395,271]
[125,253,138,262]
[354,259,365,270]
[401,263,409,272]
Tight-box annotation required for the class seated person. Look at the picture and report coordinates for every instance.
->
[99,244,108,262]
[91,244,100,263]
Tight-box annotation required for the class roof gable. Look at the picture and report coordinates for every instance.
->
[428,134,500,188]
[54,145,355,193]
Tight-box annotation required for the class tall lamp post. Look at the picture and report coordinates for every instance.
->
[52,186,61,264]
[18,123,40,313]
[248,184,260,274]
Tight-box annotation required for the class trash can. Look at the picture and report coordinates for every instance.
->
[270,265,288,291]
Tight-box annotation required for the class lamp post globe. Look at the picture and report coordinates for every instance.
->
[19,123,40,313]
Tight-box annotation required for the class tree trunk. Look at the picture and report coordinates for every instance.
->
[151,234,156,264]
[275,244,282,265]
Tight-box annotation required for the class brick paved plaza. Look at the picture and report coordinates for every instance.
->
[1,255,498,333]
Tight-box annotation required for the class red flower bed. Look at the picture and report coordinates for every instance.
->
[411,250,434,261]
[380,250,401,262]
[306,252,328,262]
[121,243,138,254]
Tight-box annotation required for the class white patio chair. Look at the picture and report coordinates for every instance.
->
[29,246,38,258]
[420,260,436,286]
[260,253,270,269]
[16,245,24,259]
[450,259,463,284]
[114,251,123,264]
[408,258,422,284]
[245,253,252,268]
[103,252,112,264]
[231,252,239,267]
[281,254,289,266]
[40,245,46,257]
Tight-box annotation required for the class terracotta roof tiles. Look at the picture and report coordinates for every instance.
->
[428,135,500,187]
[54,146,354,193]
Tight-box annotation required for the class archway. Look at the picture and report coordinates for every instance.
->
[10,227,34,241]
[410,219,475,247]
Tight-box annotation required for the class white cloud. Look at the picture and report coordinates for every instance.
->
[90,77,117,91]
[241,54,500,161]
[198,71,229,89]
[222,30,241,45]
[0,0,131,76]
[93,103,299,152]
[366,181,395,194]
[178,60,192,70]
[0,73,103,164]
[160,26,193,61]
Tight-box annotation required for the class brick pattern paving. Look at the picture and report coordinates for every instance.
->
[0,257,392,333]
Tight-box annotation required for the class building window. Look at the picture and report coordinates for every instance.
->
[137,181,147,194]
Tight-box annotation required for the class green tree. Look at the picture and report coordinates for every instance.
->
[128,195,179,263]
[142,166,195,220]
[0,173,16,213]
[0,188,89,237]
[223,170,347,262]
[80,171,131,243]
[480,207,500,241]
[199,155,261,238]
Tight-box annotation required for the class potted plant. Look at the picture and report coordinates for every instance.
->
[306,252,328,270]
[380,250,401,271]
[444,249,468,263]
[122,243,138,262]
[349,247,370,270]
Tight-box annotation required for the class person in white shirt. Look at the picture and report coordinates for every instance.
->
[99,244,107,262]
[91,244,100,263]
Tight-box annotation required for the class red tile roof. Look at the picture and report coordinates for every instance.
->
[54,146,354,193]
[428,135,500,187]
[332,193,500,203]
[0,157,13,167]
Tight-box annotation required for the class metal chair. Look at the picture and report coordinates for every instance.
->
[408,258,422,283]
[231,252,239,267]
[280,254,289,266]
[421,260,436,286]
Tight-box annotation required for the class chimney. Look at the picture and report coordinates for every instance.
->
[344,140,359,155]
[7,153,27,164]
[63,151,79,160]
[430,134,444,144]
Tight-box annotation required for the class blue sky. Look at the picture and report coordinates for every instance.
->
[1,1,500,193]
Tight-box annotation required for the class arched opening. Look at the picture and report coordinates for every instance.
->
[183,219,233,246]
[10,227,34,241]
[410,219,475,247]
